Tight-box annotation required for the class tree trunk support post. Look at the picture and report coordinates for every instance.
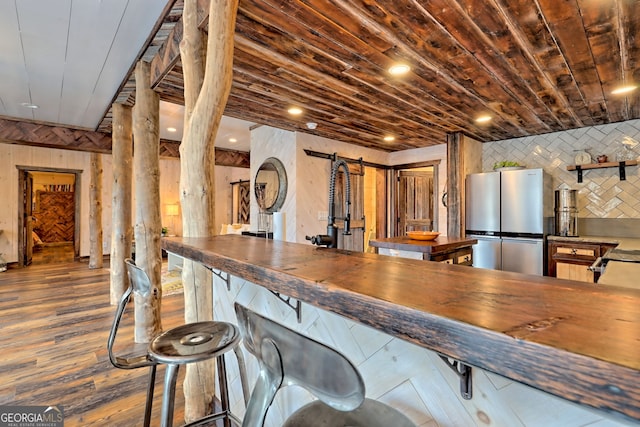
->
[133,60,162,343]
[179,0,239,421]
[89,153,103,269]
[110,103,133,305]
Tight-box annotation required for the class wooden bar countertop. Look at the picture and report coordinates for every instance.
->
[162,235,640,423]
[369,235,477,254]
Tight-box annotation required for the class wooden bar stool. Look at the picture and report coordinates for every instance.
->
[107,259,249,427]
[234,303,416,427]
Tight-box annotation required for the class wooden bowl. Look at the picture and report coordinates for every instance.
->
[406,231,440,241]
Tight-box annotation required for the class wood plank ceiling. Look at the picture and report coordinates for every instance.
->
[99,0,640,153]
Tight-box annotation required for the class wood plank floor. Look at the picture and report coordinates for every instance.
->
[0,259,192,426]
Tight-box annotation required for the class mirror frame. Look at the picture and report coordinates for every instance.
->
[255,157,288,213]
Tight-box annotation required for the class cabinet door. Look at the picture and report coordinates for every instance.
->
[556,262,594,282]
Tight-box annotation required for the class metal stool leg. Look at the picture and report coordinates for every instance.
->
[160,364,180,427]
[233,345,250,405]
[217,355,231,427]
[143,365,157,427]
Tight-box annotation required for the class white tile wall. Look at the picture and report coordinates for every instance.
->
[483,120,640,218]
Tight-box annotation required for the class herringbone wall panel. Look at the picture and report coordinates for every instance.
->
[483,119,640,218]
[33,191,74,243]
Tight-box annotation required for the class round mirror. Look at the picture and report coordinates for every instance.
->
[255,157,287,213]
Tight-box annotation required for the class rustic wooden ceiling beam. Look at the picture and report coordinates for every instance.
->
[150,0,209,89]
[618,0,640,119]
[0,117,113,153]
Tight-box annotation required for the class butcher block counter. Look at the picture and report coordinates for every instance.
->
[369,235,477,264]
[162,235,640,424]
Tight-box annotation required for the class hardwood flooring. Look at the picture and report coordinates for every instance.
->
[0,259,192,426]
[31,242,75,265]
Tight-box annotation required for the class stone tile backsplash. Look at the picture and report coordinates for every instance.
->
[483,119,640,218]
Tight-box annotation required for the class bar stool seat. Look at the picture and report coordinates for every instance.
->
[234,303,416,427]
[149,320,245,427]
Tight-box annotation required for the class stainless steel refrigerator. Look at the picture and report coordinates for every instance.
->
[465,168,552,275]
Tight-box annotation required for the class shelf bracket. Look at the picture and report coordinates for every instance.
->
[270,291,302,323]
[576,165,583,183]
[439,355,473,399]
[619,161,627,181]
[206,267,231,291]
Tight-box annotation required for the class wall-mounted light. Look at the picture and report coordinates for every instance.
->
[166,127,177,132]
[229,138,237,143]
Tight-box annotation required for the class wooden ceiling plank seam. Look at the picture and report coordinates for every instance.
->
[332,0,536,137]
[579,0,626,123]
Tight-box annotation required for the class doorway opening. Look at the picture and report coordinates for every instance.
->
[17,166,82,267]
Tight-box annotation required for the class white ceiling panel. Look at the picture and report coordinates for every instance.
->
[0,0,170,130]
[16,1,71,124]
[79,0,170,128]
[0,2,38,119]
[58,0,130,126]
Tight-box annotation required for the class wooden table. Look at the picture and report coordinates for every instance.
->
[162,235,640,423]
[369,236,477,264]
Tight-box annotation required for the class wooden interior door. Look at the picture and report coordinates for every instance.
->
[396,170,434,235]
[23,172,34,266]
[334,162,365,252]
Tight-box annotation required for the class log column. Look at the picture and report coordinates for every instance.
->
[110,103,133,305]
[133,60,162,343]
[89,153,103,269]
[179,0,239,421]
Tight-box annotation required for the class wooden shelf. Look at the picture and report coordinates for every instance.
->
[566,160,637,171]
[566,160,637,183]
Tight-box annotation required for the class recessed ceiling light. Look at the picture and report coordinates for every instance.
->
[229,138,237,143]
[383,135,395,142]
[288,107,303,115]
[20,102,39,109]
[475,115,492,123]
[166,127,177,132]
[388,64,410,76]
[611,85,637,95]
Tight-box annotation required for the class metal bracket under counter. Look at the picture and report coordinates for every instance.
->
[207,264,303,322]
[439,355,473,400]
